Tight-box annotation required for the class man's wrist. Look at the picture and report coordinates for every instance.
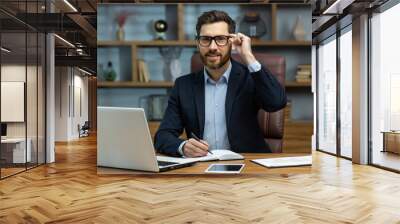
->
[177,140,187,157]
[243,53,256,65]
[248,60,261,73]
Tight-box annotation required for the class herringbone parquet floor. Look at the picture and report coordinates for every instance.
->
[1,135,400,224]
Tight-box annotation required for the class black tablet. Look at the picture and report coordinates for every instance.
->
[205,164,245,173]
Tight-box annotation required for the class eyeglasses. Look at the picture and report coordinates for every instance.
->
[196,35,231,47]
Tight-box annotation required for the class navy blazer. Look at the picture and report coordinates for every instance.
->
[154,59,287,157]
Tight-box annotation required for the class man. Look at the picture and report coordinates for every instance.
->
[154,10,286,157]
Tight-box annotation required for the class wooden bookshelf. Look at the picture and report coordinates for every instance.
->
[96,41,132,46]
[97,3,313,123]
[98,81,174,88]
[98,40,194,47]
[283,120,313,153]
[97,4,312,88]
[285,81,311,88]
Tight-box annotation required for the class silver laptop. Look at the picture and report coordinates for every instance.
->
[97,107,195,172]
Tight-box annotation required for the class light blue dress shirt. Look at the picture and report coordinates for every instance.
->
[203,62,232,151]
[178,60,261,156]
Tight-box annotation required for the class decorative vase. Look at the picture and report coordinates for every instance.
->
[116,25,125,41]
[293,15,306,41]
[158,47,182,81]
[104,61,117,81]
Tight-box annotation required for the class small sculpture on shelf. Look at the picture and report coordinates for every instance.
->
[292,15,306,41]
[153,19,168,40]
[239,12,267,39]
[158,47,182,81]
[103,61,117,81]
[115,11,132,41]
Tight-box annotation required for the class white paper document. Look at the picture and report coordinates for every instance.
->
[157,149,244,164]
[251,155,312,168]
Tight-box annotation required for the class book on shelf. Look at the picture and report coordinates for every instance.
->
[297,64,311,69]
[297,65,311,73]
[297,71,311,76]
[137,59,150,83]
[296,76,311,80]
[295,64,311,83]
[295,78,311,83]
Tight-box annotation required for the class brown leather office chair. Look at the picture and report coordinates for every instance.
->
[191,52,286,153]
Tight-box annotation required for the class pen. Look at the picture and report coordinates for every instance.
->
[190,132,213,155]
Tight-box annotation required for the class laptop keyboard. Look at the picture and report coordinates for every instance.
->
[157,161,177,167]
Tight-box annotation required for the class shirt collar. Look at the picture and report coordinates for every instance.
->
[204,60,232,85]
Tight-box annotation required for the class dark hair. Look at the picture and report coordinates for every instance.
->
[196,10,236,36]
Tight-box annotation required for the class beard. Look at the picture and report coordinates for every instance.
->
[200,47,231,70]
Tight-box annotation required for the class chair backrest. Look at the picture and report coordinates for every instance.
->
[190,52,286,153]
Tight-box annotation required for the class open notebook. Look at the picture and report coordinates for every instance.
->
[157,149,244,163]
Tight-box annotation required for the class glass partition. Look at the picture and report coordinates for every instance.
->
[27,30,38,169]
[370,3,400,171]
[317,35,337,154]
[339,27,352,158]
[1,31,28,177]
[38,32,46,165]
[0,1,46,179]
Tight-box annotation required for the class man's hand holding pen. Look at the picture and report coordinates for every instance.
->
[182,133,212,158]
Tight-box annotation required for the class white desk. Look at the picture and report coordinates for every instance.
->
[1,138,31,163]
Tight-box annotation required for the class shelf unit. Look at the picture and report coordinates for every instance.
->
[98,81,174,88]
[97,3,312,121]
[98,3,311,83]
[97,39,311,83]
[98,40,311,47]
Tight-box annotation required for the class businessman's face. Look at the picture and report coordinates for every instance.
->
[197,22,231,70]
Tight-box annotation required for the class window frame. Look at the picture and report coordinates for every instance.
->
[315,17,353,160]
[367,0,400,172]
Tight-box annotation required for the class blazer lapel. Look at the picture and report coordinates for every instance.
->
[225,60,243,128]
[193,70,205,138]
